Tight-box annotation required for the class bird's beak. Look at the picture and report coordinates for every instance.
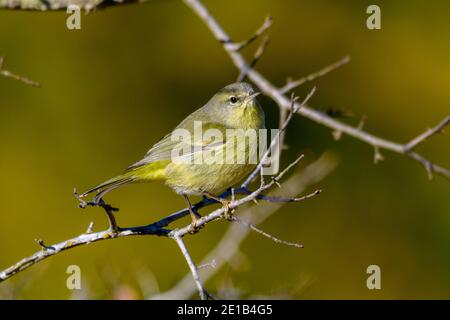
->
[245,92,261,103]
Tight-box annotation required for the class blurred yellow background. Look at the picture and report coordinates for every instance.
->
[0,0,449,299]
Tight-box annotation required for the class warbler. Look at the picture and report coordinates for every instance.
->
[79,82,265,227]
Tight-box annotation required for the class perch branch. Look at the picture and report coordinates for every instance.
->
[0,89,314,298]
[0,154,316,293]
[151,152,338,299]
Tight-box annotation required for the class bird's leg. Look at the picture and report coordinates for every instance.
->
[183,194,203,234]
[202,191,234,221]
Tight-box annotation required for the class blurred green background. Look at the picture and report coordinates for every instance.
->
[0,0,449,299]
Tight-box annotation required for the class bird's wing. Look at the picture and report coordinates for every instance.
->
[126,121,229,171]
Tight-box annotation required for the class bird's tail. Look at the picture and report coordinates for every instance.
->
[79,172,136,204]
[78,161,167,204]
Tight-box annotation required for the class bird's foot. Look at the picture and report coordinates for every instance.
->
[201,191,234,220]
[220,200,235,221]
[189,216,204,234]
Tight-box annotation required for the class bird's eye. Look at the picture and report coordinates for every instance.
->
[229,96,238,104]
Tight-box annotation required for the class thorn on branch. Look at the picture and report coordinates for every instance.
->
[425,161,433,180]
[357,115,368,130]
[332,130,343,141]
[325,108,354,119]
[373,146,385,164]
[86,222,95,234]
[35,239,55,251]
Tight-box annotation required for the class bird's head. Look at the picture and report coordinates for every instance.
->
[206,82,265,129]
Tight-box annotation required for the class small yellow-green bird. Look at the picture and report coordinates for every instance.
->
[79,82,265,227]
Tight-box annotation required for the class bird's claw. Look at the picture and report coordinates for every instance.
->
[221,200,235,221]
[189,220,203,234]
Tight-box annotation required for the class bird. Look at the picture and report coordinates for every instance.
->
[78,82,265,228]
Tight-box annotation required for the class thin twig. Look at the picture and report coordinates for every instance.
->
[405,116,449,151]
[280,56,350,94]
[238,35,270,82]
[0,56,40,87]
[227,16,272,51]
[230,216,303,248]
[198,260,217,270]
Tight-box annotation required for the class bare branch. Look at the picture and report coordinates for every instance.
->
[0,56,40,87]
[0,152,320,288]
[0,227,158,282]
[171,234,209,300]
[183,0,449,179]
